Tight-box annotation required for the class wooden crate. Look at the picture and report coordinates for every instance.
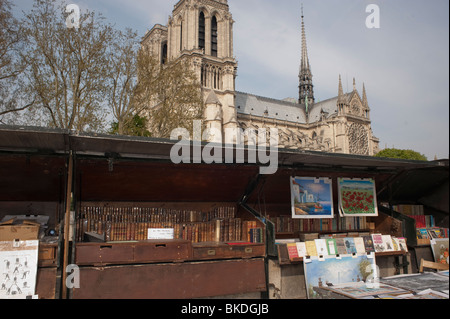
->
[38,243,58,267]
[75,240,192,266]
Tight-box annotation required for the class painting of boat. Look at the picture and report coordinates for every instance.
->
[291,177,334,219]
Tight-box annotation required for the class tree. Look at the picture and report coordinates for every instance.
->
[110,114,151,137]
[134,50,204,139]
[375,148,428,161]
[20,0,114,131]
[106,28,141,135]
[0,0,34,121]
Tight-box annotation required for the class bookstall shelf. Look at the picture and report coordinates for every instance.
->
[70,156,268,299]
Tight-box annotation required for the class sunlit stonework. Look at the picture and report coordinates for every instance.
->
[143,0,380,155]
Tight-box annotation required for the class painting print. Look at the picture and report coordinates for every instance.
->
[303,254,378,299]
[0,240,39,299]
[338,178,378,217]
[291,177,334,219]
[430,238,449,265]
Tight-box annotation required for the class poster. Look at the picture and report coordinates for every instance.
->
[303,254,378,299]
[291,177,334,219]
[0,240,39,299]
[430,238,449,265]
[338,178,378,217]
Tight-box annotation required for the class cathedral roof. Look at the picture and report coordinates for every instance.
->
[307,94,349,122]
[235,91,308,124]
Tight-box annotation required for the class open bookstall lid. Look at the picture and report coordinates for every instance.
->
[0,125,447,206]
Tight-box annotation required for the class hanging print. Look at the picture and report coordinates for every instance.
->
[338,178,378,217]
[291,177,334,219]
[0,240,39,299]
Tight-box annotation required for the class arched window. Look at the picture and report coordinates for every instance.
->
[199,12,205,50]
[211,16,218,57]
[161,41,168,64]
[180,22,183,51]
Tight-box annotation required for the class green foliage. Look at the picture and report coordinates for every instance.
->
[375,148,428,161]
[110,114,151,137]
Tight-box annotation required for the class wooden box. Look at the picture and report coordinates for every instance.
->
[75,240,192,266]
[72,258,266,299]
[192,242,265,260]
[38,243,58,267]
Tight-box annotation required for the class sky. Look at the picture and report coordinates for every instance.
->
[12,0,450,160]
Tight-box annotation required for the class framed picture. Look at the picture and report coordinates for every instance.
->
[338,178,378,217]
[291,177,334,219]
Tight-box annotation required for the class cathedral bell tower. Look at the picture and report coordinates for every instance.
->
[142,0,238,143]
[171,0,239,141]
[298,7,315,117]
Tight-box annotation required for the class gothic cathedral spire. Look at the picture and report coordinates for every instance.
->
[299,5,315,109]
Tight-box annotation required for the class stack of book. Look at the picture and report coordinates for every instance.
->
[243,221,264,243]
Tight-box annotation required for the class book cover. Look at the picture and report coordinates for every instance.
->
[326,238,338,255]
[363,236,375,253]
[382,235,395,251]
[287,243,300,260]
[343,237,357,254]
[428,228,444,239]
[391,237,400,251]
[335,238,347,255]
[416,228,429,239]
[397,238,409,252]
[372,233,386,252]
[315,239,328,256]
[305,240,318,257]
[296,242,307,258]
[354,237,366,254]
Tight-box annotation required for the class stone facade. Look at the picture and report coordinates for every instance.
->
[142,0,380,155]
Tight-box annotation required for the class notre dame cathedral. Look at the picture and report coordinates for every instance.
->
[142,0,380,156]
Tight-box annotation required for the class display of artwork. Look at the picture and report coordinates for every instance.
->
[291,177,334,219]
[326,282,409,299]
[303,254,378,299]
[337,178,378,217]
[0,240,39,299]
[380,272,449,295]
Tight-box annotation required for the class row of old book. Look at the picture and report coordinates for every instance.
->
[286,234,408,261]
[79,206,237,224]
[269,215,369,234]
[76,219,262,243]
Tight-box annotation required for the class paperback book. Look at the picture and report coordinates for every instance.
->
[372,233,386,252]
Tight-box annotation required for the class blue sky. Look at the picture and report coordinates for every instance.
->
[13,0,449,160]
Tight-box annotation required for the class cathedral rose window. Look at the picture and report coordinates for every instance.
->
[348,123,369,155]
